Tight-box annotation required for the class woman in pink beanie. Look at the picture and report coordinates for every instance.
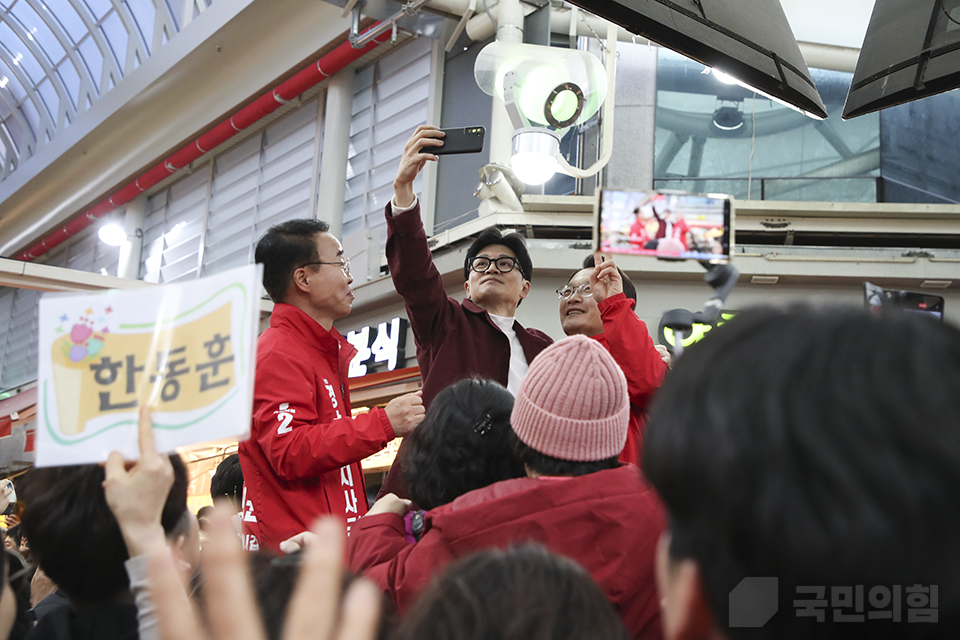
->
[349,336,666,640]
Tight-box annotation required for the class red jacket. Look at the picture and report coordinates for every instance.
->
[239,303,395,551]
[593,294,669,467]
[380,203,553,497]
[348,464,665,640]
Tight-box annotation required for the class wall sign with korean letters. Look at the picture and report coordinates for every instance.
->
[36,265,261,466]
[346,317,408,378]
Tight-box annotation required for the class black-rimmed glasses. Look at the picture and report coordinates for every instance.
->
[468,256,519,274]
[556,283,593,300]
[301,257,351,276]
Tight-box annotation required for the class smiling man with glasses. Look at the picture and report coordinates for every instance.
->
[558,253,669,467]
[238,219,425,551]
[376,126,554,500]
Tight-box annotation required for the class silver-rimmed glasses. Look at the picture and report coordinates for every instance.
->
[556,283,593,300]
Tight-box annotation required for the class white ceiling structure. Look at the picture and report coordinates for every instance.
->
[0,0,360,258]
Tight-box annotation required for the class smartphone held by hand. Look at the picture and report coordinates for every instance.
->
[422,126,485,156]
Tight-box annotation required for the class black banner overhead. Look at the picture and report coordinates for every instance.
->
[843,0,960,119]
[565,0,827,119]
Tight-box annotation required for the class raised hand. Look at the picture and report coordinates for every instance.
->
[150,509,381,640]
[590,252,623,304]
[103,405,174,558]
[393,125,444,208]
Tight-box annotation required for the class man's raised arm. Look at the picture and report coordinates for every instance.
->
[384,126,453,345]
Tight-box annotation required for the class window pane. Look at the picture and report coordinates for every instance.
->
[653,48,880,200]
[99,10,127,71]
[83,0,114,20]
[11,1,67,64]
[124,0,154,53]
[36,77,58,120]
[50,0,89,44]
[0,61,27,102]
[0,23,45,82]
[77,35,103,87]
[57,59,80,108]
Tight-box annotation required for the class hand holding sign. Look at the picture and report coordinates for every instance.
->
[103,406,173,558]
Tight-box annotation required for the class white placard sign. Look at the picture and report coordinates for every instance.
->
[35,265,261,466]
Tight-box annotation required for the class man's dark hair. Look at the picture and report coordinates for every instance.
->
[403,378,525,510]
[509,430,618,477]
[248,552,396,640]
[20,454,189,603]
[644,305,960,638]
[255,219,331,303]
[394,544,630,640]
[211,453,243,510]
[5,525,21,548]
[463,226,533,282]
[579,255,637,304]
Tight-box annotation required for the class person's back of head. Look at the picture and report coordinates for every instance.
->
[644,305,960,640]
[211,453,244,511]
[255,219,330,304]
[394,544,630,640]
[510,335,628,477]
[248,551,396,640]
[402,378,524,510]
[20,454,189,604]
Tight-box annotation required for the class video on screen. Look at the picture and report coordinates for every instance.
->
[596,190,732,262]
[864,282,944,321]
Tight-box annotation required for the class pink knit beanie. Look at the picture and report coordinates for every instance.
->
[511,335,629,461]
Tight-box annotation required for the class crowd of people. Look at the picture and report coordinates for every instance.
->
[0,125,957,639]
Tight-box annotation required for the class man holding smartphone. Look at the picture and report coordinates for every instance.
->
[379,125,553,499]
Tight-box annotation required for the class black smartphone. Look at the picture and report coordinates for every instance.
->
[425,126,485,156]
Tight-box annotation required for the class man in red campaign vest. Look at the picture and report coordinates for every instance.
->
[239,219,424,551]
[558,253,669,467]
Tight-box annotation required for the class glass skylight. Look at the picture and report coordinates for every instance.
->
[0,0,214,182]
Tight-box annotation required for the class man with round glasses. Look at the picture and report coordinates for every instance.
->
[240,219,425,550]
[558,253,669,466]
[378,125,553,498]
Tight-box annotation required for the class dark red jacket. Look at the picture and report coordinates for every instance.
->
[380,203,553,497]
[593,293,669,467]
[239,304,395,550]
[348,464,665,640]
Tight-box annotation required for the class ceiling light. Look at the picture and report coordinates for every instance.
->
[475,41,607,132]
[710,69,739,85]
[707,67,822,118]
[510,129,560,185]
[98,223,127,247]
[712,105,744,131]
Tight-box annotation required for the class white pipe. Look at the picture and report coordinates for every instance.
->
[317,70,355,237]
[435,1,858,73]
[117,195,146,280]
[488,0,524,166]
[557,21,617,179]
[463,3,648,46]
